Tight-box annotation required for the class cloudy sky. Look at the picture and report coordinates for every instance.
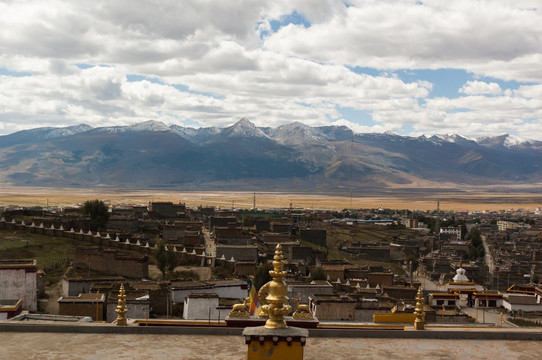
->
[0,0,541,139]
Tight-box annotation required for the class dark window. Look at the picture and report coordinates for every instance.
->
[436,300,444,305]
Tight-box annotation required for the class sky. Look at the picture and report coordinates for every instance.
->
[0,0,542,139]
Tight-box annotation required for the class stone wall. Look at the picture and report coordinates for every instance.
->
[74,247,148,279]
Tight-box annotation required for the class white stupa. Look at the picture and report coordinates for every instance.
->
[95,232,100,237]
[182,248,187,253]
[59,225,64,231]
[192,249,196,255]
[125,239,130,245]
[230,256,235,262]
[136,240,141,246]
[21,221,26,226]
[145,242,150,248]
[453,265,470,283]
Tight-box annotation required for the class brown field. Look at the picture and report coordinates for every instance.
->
[1,186,541,211]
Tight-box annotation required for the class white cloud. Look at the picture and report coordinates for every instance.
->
[0,0,541,140]
[459,81,502,95]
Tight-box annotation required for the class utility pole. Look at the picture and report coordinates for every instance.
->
[436,199,441,250]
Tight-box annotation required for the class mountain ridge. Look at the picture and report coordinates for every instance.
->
[1,119,541,190]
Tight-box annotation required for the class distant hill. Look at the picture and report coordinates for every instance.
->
[1,119,541,191]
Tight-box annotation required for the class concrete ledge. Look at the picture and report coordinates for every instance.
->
[0,323,243,336]
[308,327,542,341]
[1,322,541,341]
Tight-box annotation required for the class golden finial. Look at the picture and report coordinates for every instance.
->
[413,286,425,330]
[263,244,291,329]
[115,283,128,326]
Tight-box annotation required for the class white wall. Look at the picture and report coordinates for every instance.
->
[172,283,245,304]
[503,301,542,312]
[0,269,37,312]
[183,296,226,320]
[106,302,149,322]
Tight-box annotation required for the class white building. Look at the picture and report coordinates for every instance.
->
[106,293,149,322]
[442,266,484,307]
[182,293,230,321]
[440,227,461,241]
[0,260,38,312]
[171,279,246,305]
[497,221,520,231]
[503,294,542,312]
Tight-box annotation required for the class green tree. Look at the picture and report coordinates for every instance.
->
[405,254,419,272]
[254,263,273,290]
[153,241,168,280]
[82,199,110,231]
[467,227,484,260]
[461,223,468,240]
[468,227,482,246]
[309,266,327,281]
[167,249,178,274]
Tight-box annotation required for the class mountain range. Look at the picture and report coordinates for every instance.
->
[1,118,541,192]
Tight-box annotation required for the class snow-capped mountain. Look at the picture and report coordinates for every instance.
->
[266,122,325,145]
[219,118,269,138]
[0,123,93,147]
[1,119,541,190]
[475,134,539,149]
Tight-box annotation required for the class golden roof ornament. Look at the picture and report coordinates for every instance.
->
[263,244,291,329]
[228,297,250,318]
[115,283,128,326]
[292,293,313,320]
[413,286,425,330]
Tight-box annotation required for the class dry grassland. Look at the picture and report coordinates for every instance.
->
[1,186,541,211]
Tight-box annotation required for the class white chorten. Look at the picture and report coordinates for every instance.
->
[453,266,470,282]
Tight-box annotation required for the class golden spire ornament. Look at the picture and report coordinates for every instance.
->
[115,283,128,326]
[413,286,425,330]
[263,244,291,329]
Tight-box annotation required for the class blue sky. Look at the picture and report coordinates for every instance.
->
[0,1,541,139]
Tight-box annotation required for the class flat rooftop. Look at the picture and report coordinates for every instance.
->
[0,332,540,360]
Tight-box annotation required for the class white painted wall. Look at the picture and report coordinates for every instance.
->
[106,302,149,322]
[503,301,542,312]
[0,269,37,312]
[183,296,227,320]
